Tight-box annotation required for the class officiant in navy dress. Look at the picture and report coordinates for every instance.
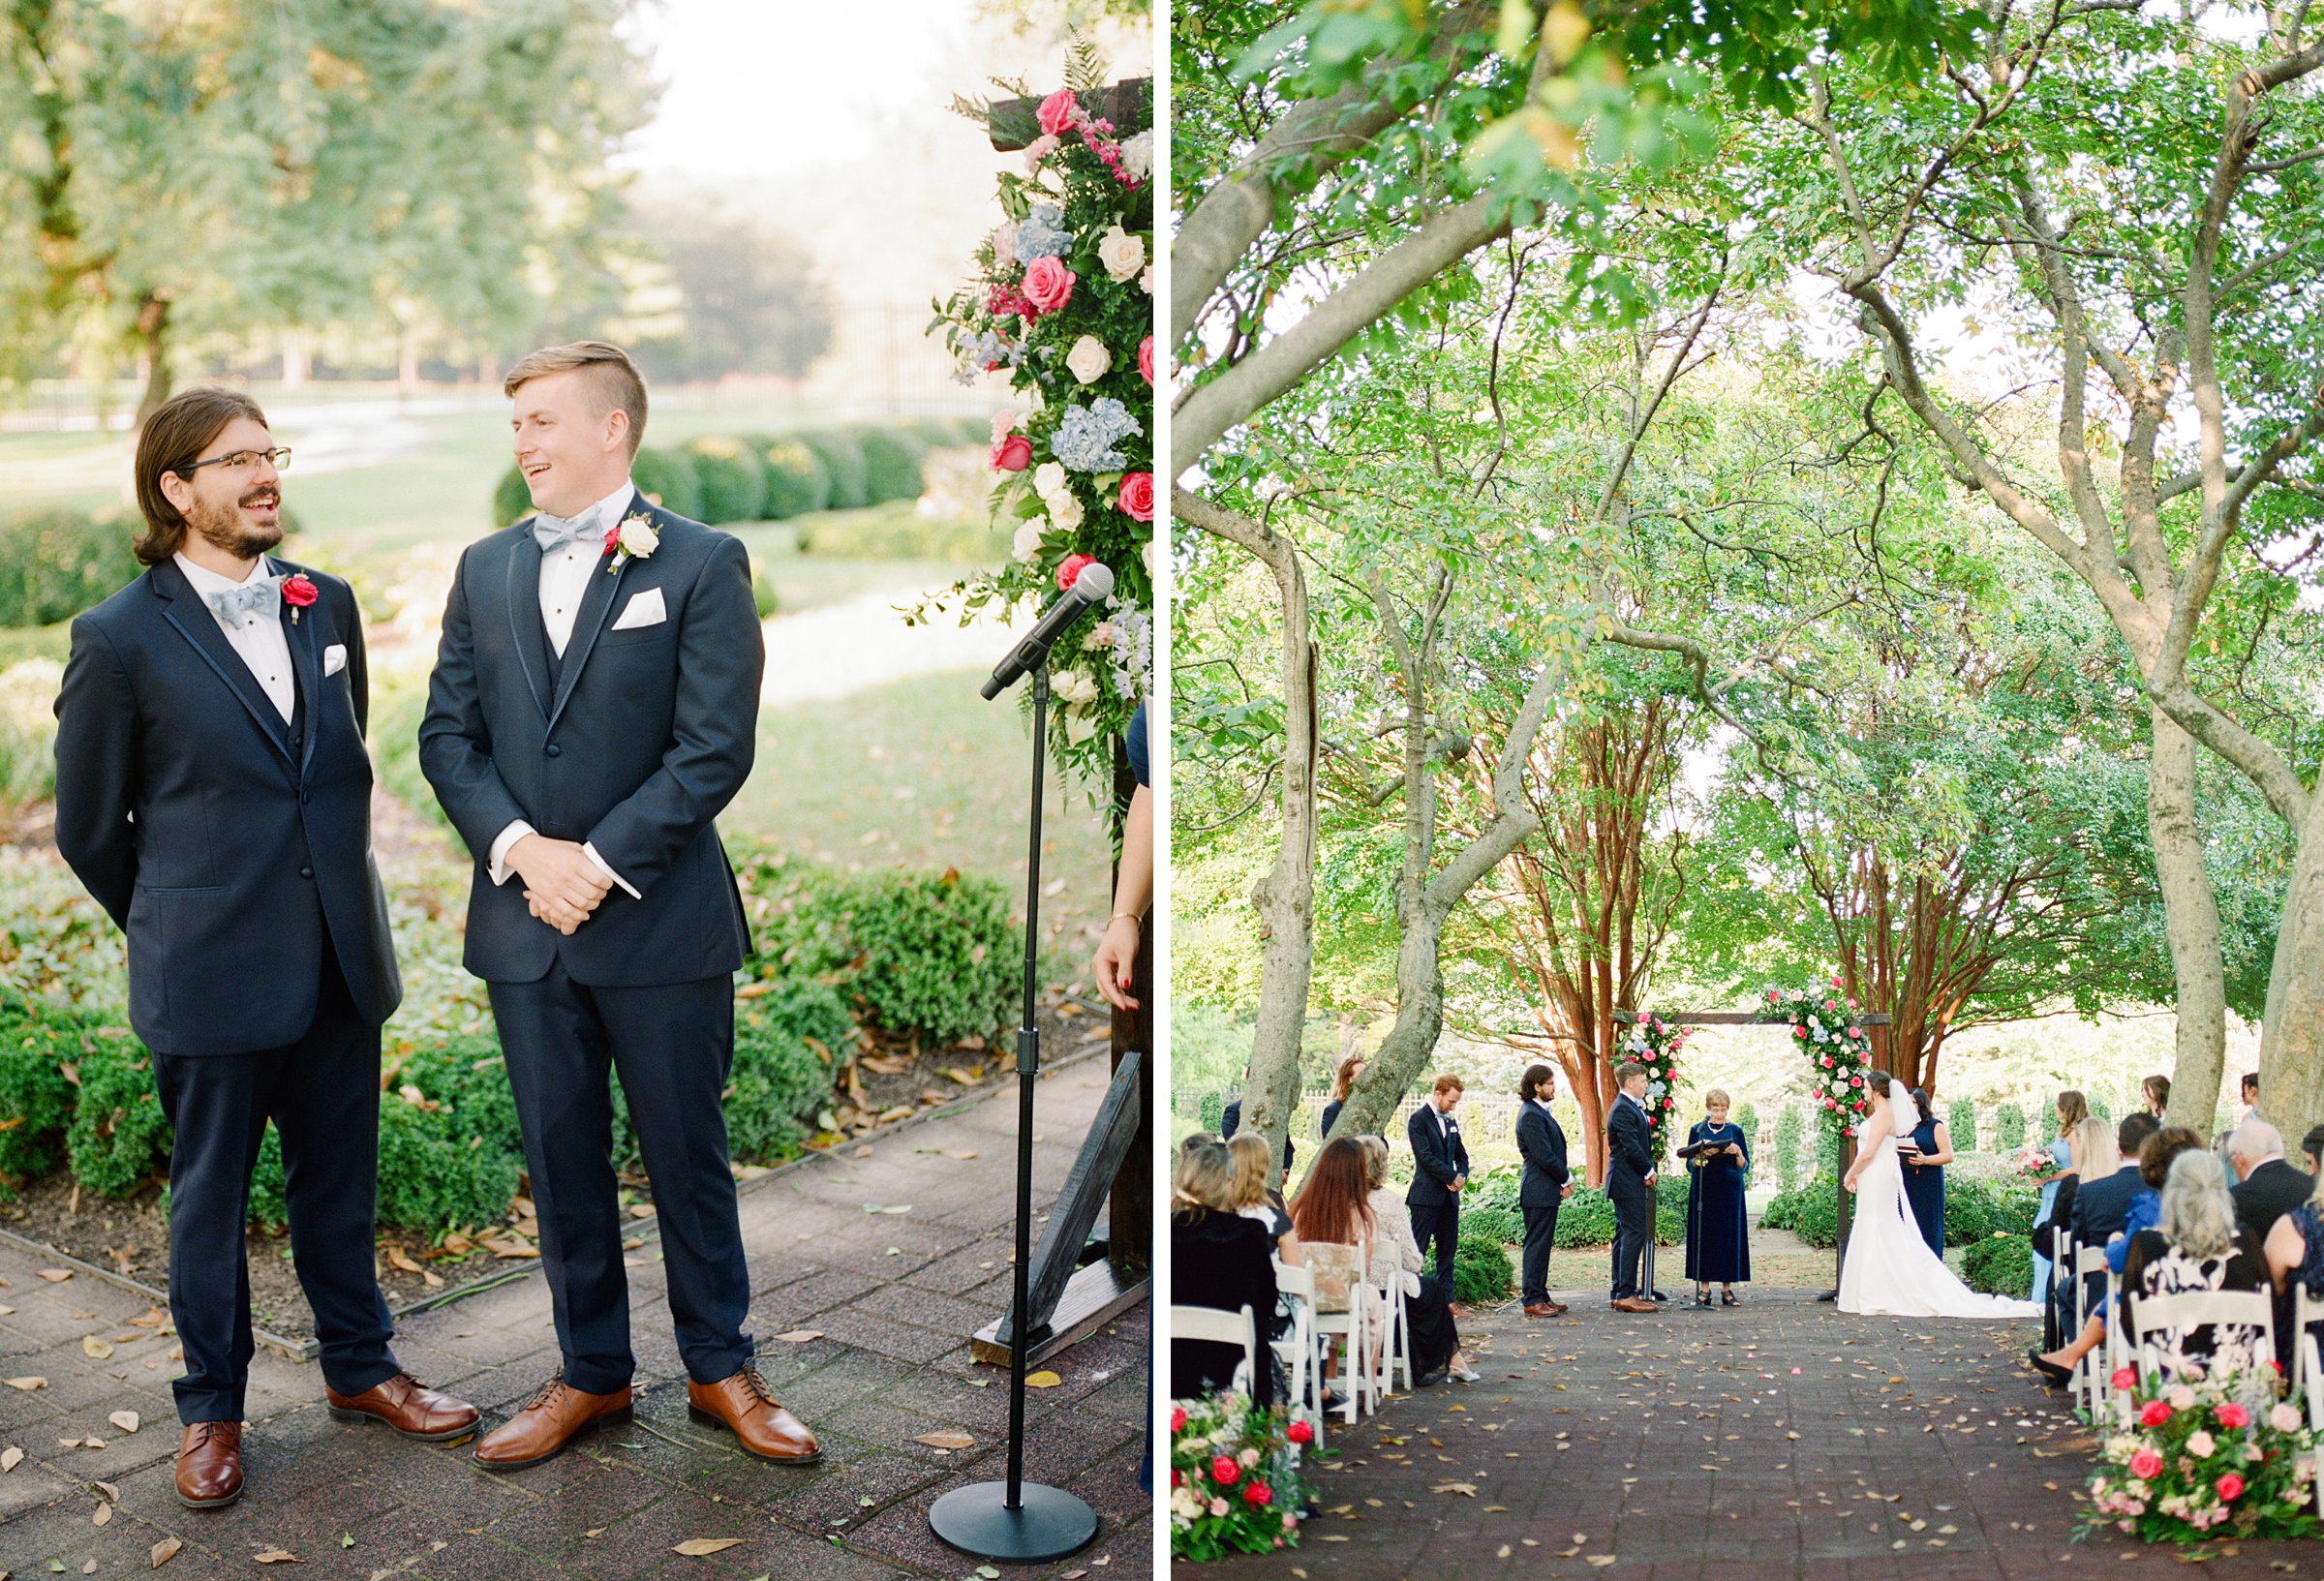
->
[1900,1087,1953,1257]
[1682,1089,1751,1305]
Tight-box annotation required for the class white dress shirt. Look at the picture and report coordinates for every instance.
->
[486,477,641,900]
[176,552,295,722]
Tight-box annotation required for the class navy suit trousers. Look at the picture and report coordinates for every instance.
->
[1411,1200,1461,1286]
[151,945,400,1423]
[489,962,752,1395]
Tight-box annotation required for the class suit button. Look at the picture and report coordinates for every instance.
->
[299,866,314,879]
[299,789,310,805]
[545,744,564,758]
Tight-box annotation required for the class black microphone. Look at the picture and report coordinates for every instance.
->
[981,561,1115,699]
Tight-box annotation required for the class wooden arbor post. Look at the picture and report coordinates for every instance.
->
[1612,1010,1894,1296]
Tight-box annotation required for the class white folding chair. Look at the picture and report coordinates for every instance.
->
[1171,1303,1258,1399]
[1305,1242,1380,1422]
[1365,1244,1416,1395]
[2131,1290,2278,1391]
[2294,1285,2324,1420]
[2073,1246,2111,1417]
[1271,1259,1322,1426]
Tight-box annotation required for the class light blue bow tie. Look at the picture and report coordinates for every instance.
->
[533,505,606,554]
[203,573,283,625]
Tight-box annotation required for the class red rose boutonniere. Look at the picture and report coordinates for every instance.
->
[281,574,318,623]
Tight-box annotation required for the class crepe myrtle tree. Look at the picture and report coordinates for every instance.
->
[1774,0,2324,1123]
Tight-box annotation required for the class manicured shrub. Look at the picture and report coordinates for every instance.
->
[0,659,64,803]
[796,431,869,510]
[751,437,831,519]
[1452,1231,1514,1305]
[1995,1102,2027,1153]
[2088,1093,2113,1125]
[686,436,766,524]
[1463,1205,1522,1246]
[1467,1163,1520,1214]
[1948,1097,1978,1151]
[1759,1176,1839,1248]
[375,1092,525,1232]
[493,464,535,528]
[1197,1091,1225,1133]
[1734,1102,1758,1185]
[1549,1186,1683,1248]
[65,1033,169,1200]
[856,427,927,504]
[1942,1177,2038,1246]
[750,559,778,620]
[629,446,704,521]
[1962,1232,2034,1299]
[1772,1105,1804,1193]
[0,508,140,628]
[393,1035,526,1161]
[0,991,80,1189]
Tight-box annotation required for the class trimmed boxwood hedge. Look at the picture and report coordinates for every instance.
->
[750,437,832,519]
[686,436,766,525]
[1963,1232,2034,1298]
[1452,1231,1514,1305]
[796,431,870,510]
[1758,1176,1840,1247]
[628,446,703,521]
[0,508,141,628]
[855,426,927,504]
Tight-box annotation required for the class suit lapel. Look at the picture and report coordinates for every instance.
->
[504,530,551,721]
[546,492,645,732]
[150,561,295,768]
[280,562,321,776]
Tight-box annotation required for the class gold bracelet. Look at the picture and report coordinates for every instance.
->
[1110,912,1144,927]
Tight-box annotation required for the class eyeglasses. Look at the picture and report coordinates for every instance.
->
[179,446,291,474]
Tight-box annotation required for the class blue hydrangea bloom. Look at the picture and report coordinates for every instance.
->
[1051,398,1144,471]
[1014,203,1072,263]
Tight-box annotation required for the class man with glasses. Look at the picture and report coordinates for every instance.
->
[51,388,477,1511]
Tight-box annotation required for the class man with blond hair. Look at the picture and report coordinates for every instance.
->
[421,342,815,1471]
[1406,1073,1471,1285]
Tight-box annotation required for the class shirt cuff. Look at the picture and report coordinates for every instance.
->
[583,842,641,900]
[488,821,535,886]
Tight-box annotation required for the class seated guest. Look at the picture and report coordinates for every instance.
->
[1294,1137,1478,1387]
[2261,1157,2324,1350]
[1171,1138,1279,1407]
[2028,1115,2118,1380]
[2072,1111,2161,1313]
[2303,1125,2324,1176]
[1681,1088,1749,1307]
[1219,1067,1296,1180]
[2031,1091,2089,1319]
[1319,1052,1364,1143]
[1358,1136,1427,1296]
[2142,1074,2171,1121]
[2122,1151,2274,1396]
[1228,1131,1301,1264]
[2227,1118,2313,1248]
[2031,1130,2225,1385]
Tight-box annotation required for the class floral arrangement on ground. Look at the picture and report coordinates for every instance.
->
[926,41,1154,788]
[1169,1391,1311,1560]
[1769,977,1875,1135]
[2082,1369,2321,1544]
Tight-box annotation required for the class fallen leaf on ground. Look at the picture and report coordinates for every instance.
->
[913,1431,974,1450]
[5,1378,44,1391]
[129,1308,166,1328]
[1430,1484,1477,1497]
[150,1535,182,1567]
[82,1437,106,1448]
[385,1247,425,1274]
[1024,1371,1061,1388]
[107,1411,139,1434]
[1586,1558,1617,1568]
[80,1337,112,1359]
[0,1446,17,1472]
[36,1269,71,1283]
[92,1504,110,1526]
[253,1551,298,1564]
[94,1481,118,1501]
[775,1330,822,1343]
[671,1538,744,1556]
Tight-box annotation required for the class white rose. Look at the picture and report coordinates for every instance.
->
[1120,130,1153,180]
[1098,224,1146,283]
[1032,462,1065,498]
[991,221,1019,260]
[1142,537,1154,579]
[1084,621,1118,651]
[1011,518,1047,563]
[1139,262,1153,295]
[618,518,658,559]
[1046,488,1085,531]
[1065,334,1112,384]
[1055,669,1099,708]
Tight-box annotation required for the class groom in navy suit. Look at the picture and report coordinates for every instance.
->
[1406,1074,1471,1284]
[1605,1061,1660,1313]
[52,389,477,1511]
[420,342,817,1471]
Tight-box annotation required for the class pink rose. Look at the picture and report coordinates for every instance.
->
[2129,1448,2162,1480]
[1286,1419,1313,1444]
[2111,1368,2137,1391]
[1242,1478,1272,1506]
[1139,335,1154,384]
[2217,1473,2245,1502]
[2141,1400,2172,1427]
[1118,471,1154,522]
[2272,1403,2304,1433]
[2217,1403,2249,1430]
[1169,1407,1186,1433]
[1056,553,1097,591]
[1024,256,1076,315]
[1793,1026,1807,1041]
[1210,1455,1239,1484]
[1037,87,1080,137]
[990,434,1032,472]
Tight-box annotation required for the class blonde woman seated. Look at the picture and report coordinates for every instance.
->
[2119,1150,2274,1395]
[1228,1131,1301,1265]
[1171,1137,1282,1407]
[2027,1123,2201,1383]
[1291,1138,1478,1392]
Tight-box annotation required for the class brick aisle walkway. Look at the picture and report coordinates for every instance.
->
[0,1056,1149,1579]
[1198,1287,2313,1581]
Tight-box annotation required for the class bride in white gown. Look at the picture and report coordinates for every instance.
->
[1840,1079,2041,1319]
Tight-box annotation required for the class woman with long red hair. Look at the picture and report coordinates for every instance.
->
[1293,1137,1476,1385]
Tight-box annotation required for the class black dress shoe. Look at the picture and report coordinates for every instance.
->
[2025,1349,2072,1385]
[1650,1289,1670,1302]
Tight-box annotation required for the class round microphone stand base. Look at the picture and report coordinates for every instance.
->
[929,1481,1099,1564]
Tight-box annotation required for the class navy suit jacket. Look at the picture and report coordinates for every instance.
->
[1516,1103,1570,1208]
[51,558,400,1054]
[418,498,761,986]
[1405,1104,1470,1208]
[1605,1094,1655,1203]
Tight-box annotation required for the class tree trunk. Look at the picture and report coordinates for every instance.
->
[2256,791,2324,1128]
[2148,707,2230,1133]
[132,292,171,426]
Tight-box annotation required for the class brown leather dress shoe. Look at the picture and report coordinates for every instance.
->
[1610,1296,1660,1314]
[687,1365,821,1464]
[1524,1301,1569,1318]
[326,1372,481,1442]
[175,1420,243,1509]
[472,1372,632,1472]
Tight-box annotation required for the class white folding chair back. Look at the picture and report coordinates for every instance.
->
[2295,1285,2323,1420]
[1305,1242,1380,1422]
[1364,1245,1416,1394]
[1171,1303,1258,1398]
[1271,1259,1321,1427]
[2130,1289,2277,1386]
[2073,1246,2112,1417]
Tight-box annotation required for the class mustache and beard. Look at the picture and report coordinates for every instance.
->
[183,479,283,560]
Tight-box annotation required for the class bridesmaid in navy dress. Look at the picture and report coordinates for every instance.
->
[1900,1087,1954,1256]
[1683,1089,1752,1305]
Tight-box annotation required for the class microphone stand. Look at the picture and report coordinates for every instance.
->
[929,661,1099,1563]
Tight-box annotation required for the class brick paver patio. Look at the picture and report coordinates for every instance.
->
[0,1055,1150,1579]
[1197,1283,2314,1580]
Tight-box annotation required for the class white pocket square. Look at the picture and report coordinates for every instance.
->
[323,643,348,676]
[610,588,666,631]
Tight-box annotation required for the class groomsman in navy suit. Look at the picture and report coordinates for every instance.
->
[1606,1061,1660,1314]
[1406,1074,1471,1285]
[52,389,477,1511]
[421,342,817,1470]
[1515,1064,1573,1317]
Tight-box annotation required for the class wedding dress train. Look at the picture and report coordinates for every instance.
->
[1838,1083,2041,1320]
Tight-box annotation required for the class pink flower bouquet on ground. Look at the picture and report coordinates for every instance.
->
[1170,1392,1312,1560]
[2081,1371,2321,1545]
